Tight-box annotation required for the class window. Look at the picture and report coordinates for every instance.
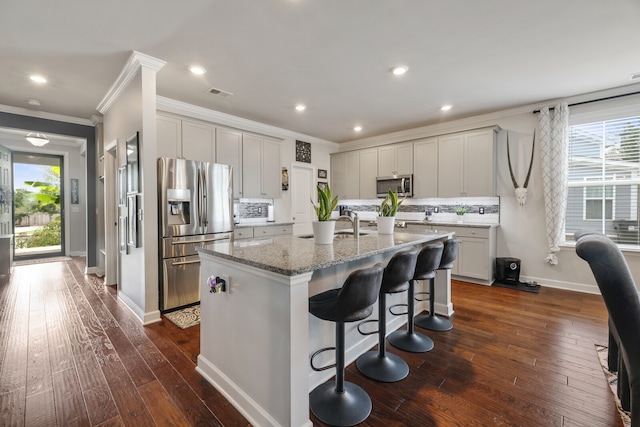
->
[566,115,640,245]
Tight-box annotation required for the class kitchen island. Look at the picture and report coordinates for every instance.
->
[196,230,453,427]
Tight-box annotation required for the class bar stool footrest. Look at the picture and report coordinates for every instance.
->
[357,319,379,335]
[388,303,408,316]
[310,347,337,372]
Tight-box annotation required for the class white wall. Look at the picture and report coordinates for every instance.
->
[337,85,640,294]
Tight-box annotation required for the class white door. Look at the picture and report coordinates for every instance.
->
[291,163,314,236]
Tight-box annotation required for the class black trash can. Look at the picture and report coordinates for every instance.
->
[495,257,521,282]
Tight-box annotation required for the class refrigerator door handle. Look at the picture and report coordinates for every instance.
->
[202,169,208,230]
[197,168,203,230]
[171,259,201,267]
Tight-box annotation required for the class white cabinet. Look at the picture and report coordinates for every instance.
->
[359,149,378,199]
[378,142,413,176]
[413,137,438,198]
[405,223,496,284]
[242,134,281,198]
[182,120,215,163]
[234,224,292,240]
[437,127,497,197]
[216,128,243,198]
[156,115,182,159]
[331,151,360,199]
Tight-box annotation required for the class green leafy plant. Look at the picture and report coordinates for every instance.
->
[377,189,404,217]
[454,206,467,215]
[311,184,338,221]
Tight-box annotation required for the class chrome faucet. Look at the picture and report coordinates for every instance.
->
[336,212,360,236]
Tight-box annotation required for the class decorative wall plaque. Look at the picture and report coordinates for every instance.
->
[296,140,311,163]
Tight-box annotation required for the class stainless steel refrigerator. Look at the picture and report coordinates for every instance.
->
[158,157,233,312]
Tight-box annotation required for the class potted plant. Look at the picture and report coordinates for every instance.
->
[376,189,404,235]
[311,183,339,244]
[454,205,467,223]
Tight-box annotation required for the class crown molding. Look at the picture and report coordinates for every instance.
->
[0,104,94,126]
[97,51,166,114]
[156,96,338,148]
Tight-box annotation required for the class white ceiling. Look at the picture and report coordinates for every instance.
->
[1,0,639,143]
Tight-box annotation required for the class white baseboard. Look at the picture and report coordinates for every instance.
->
[519,274,600,295]
[116,291,162,325]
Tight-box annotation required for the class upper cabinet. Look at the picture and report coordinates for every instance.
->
[215,128,243,198]
[359,149,378,199]
[182,120,215,163]
[413,137,438,198]
[437,127,498,197]
[377,142,413,176]
[331,151,360,199]
[156,115,182,159]
[242,133,281,198]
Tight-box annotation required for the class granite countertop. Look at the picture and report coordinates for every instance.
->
[197,230,452,276]
[234,221,294,229]
[405,220,499,228]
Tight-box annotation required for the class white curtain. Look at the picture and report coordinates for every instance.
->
[539,102,569,265]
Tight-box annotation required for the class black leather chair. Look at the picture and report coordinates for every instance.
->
[575,233,640,426]
[388,242,444,352]
[415,238,459,331]
[356,249,418,382]
[309,263,385,427]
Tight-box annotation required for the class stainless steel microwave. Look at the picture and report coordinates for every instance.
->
[376,174,413,198]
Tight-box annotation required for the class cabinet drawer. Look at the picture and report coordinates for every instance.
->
[254,225,293,237]
[452,226,490,239]
[234,228,254,239]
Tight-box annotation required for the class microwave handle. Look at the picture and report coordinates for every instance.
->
[401,178,406,193]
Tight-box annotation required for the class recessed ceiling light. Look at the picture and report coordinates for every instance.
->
[354,126,362,132]
[440,105,453,111]
[30,75,47,84]
[295,104,306,112]
[391,66,409,76]
[189,65,206,75]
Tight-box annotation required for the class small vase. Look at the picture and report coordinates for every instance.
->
[456,214,464,224]
[377,216,395,235]
[312,221,335,245]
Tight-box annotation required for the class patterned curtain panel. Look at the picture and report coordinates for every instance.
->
[539,103,569,265]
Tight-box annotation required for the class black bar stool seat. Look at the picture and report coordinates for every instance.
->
[415,238,459,332]
[389,242,444,352]
[309,263,384,427]
[356,249,418,382]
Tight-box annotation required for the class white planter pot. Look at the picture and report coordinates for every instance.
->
[312,221,335,245]
[377,216,395,235]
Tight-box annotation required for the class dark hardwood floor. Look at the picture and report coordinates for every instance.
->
[0,258,623,426]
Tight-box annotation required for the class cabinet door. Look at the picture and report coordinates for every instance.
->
[182,120,215,162]
[395,143,413,175]
[216,128,243,198]
[413,138,438,197]
[343,152,360,199]
[242,134,262,198]
[463,129,496,197]
[261,138,281,198]
[457,237,490,280]
[377,146,396,176]
[359,149,378,199]
[330,154,345,198]
[156,115,182,159]
[437,134,464,197]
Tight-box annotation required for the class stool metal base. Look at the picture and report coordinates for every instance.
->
[388,329,434,353]
[356,351,409,382]
[310,381,371,427]
[415,313,453,332]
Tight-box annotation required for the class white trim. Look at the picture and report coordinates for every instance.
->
[0,104,94,126]
[97,51,166,114]
[519,274,600,295]
[157,96,338,149]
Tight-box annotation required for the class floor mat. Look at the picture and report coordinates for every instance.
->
[164,305,200,329]
[492,280,540,293]
[596,344,631,427]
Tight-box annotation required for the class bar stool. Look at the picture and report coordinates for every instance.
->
[415,238,459,331]
[356,249,418,382]
[388,242,444,352]
[309,263,385,427]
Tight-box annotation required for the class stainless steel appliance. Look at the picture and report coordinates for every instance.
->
[158,157,233,312]
[376,174,413,198]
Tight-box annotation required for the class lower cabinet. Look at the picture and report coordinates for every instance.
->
[405,223,496,285]
[234,224,293,240]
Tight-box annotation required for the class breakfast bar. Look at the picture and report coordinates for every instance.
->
[196,230,453,427]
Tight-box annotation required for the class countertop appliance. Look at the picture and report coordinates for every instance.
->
[158,157,233,312]
[376,174,413,198]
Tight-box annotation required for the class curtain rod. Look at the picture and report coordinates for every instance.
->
[533,90,640,113]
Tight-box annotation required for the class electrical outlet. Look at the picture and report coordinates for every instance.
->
[258,207,262,214]
[434,206,439,213]
[479,207,485,215]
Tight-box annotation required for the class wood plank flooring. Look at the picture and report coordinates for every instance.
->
[0,258,624,426]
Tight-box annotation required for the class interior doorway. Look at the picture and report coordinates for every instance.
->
[12,152,65,260]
